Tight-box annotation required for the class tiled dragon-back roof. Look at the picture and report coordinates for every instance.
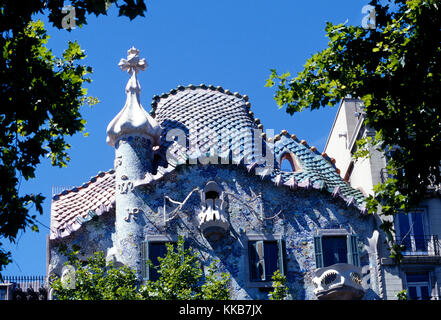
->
[271,133,366,209]
[151,84,365,207]
[50,84,366,240]
[152,84,256,157]
[50,170,115,240]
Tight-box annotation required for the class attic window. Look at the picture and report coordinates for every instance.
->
[280,152,300,172]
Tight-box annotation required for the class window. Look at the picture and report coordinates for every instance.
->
[322,236,348,266]
[314,232,360,268]
[280,158,293,171]
[406,272,431,300]
[0,285,8,300]
[141,240,176,281]
[205,190,219,207]
[279,152,300,172]
[396,210,427,254]
[248,239,285,283]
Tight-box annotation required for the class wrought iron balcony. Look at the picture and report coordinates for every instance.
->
[380,167,392,184]
[313,263,365,300]
[1,276,47,300]
[394,235,440,256]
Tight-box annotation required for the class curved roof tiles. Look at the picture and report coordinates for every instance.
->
[50,84,366,240]
[50,170,115,240]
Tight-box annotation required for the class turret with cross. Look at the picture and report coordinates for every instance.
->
[118,47,148,96]
[106,47,161,276]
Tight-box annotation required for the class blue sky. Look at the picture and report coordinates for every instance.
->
[3,0,370,276]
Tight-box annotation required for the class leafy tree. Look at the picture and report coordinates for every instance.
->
[0,0,147,274]
[266,0,441,256]
[141,237,231,300]
[51,238,231,300]
[0,20,95,274]
[200,260,231,300]
[268,270,288,300]
[0,0,147,32]
[50,247,142,300]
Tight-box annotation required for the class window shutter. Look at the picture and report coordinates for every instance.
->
[277,239,286,276]
[255,240,266,281]
[141,241,149,281]
[347,234,360,267]
[314,235,324,268]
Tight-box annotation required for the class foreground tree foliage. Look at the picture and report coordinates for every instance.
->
[0,0,147,274]
[51,248,141,300]
[266,0,441,258]
[141,237,231,300]
[51,238,231,300]
[268,270,289,300]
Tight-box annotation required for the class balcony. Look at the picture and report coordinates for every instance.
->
[395,235,441,264]
[313,263,365,300]
[1,276,48,300]
[396,235,439,255]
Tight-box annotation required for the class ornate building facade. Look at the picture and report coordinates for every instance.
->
[47,48,385,300]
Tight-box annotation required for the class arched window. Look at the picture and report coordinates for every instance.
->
[280,152,300,172]
[203,181,222,209]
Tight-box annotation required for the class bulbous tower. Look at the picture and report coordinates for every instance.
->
[106,47,161,274]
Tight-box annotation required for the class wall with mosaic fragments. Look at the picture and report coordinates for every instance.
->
[48,163,381,300]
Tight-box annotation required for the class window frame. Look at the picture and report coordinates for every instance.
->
[314,229,360,269]
[403,270,433,300]
[394,208,430,255]
[279,151,302,173]
[141,235,178,282]
[245,234,286,288]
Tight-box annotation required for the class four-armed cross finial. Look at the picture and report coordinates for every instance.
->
[118,46,147,74]
[106,46,160,147]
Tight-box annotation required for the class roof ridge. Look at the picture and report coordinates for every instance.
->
[269,129,341,174]
[149,84,341,174]
[150,83,251,116]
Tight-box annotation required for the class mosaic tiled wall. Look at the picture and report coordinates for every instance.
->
[48,164,380,300]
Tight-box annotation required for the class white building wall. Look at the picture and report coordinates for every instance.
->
[383,266,404,300]
[324,99,354,178]
[349,156,374,196]
[325,99,377,195]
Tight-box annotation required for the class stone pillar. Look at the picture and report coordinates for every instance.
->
[113,136,152,274]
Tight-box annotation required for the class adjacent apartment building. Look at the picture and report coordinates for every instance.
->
[324,98,441,300]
